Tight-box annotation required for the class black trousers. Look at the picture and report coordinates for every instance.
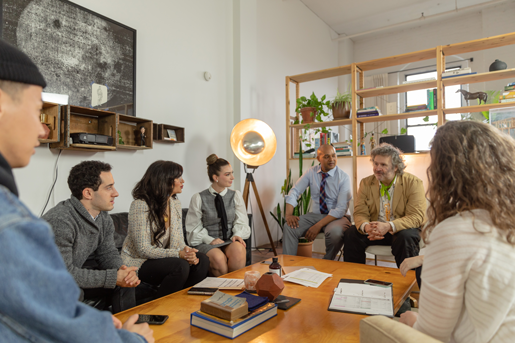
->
[344,226,421,268]
[81,286,136,313]
[138,253,209,299]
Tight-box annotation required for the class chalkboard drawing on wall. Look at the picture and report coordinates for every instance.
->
[1,0,137,116]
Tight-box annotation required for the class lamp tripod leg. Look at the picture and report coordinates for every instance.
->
[250,180,278,256]
[243,178,251,209]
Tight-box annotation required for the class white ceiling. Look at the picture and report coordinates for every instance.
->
[300,0,511,40]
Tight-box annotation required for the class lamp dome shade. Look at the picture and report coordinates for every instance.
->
[230,119,276,166]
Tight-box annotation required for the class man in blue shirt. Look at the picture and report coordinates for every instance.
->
[0,39,153,342]
[283,144,352,260]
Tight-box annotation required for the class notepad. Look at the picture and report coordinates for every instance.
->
[328,279,394,317]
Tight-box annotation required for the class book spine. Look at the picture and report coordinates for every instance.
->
[427,89,430,110]
[507,82,515,87]
[356,113,380,118]
[505,86,515,91]
[501,94,515,99]
[500,98,515,103]
[433,88,437,109]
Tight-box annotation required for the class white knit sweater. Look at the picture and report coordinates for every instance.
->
[414,209,515,343]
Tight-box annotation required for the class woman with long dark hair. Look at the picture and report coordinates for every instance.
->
[185,154,250,276]
[121,161,208,299]
[399,121,515,342]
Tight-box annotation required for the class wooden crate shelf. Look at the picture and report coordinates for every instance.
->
[39,102,61,144]
[442,68,515,87]
[50,106,117,151]
[356,80,437,98]
[444,102,515,114]
[357,110,437,124]
[290,118,352,129]
[117,114,153,150]
[153,124,185,143]
[285,30,515,197]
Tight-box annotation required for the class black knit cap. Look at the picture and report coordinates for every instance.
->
[0,39,46,88]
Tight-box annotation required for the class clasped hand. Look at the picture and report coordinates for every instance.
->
[117,265,140,288]
[180,246,199,265]
[365,222,392,241]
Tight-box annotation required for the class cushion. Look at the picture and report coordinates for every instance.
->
[359,316,442,343]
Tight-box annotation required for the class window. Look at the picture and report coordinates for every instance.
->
[405,69,462,150]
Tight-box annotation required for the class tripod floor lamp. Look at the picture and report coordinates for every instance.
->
[230,119,278,256]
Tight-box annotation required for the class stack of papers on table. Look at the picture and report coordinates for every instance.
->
[282,268,332,288]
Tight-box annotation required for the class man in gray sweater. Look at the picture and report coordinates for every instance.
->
[43,160,139,313]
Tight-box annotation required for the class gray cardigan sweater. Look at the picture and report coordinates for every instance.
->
[43,196,122,289]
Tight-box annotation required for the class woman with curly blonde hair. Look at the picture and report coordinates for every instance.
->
[400,121,515,342]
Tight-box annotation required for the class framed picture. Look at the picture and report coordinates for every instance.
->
[0,0,137,116]
[490,106,515,140]
[166,129,177,141]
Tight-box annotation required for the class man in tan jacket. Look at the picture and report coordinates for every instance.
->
[344,143,426,271]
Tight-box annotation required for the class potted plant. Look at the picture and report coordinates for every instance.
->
[331,88,351,119]
[295,92,331,124]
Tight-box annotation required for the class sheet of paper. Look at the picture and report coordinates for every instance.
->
[282,266,316,275]
[208,290,246,309]
[282,268,332,288]
[193,277,244,289]
[330,282,393,316]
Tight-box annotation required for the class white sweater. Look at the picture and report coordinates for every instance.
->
[414,209,515,343]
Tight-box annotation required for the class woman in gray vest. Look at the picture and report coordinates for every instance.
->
[185,154,251,276]
[121,161,209,299]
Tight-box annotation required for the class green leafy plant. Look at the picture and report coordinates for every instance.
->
[479,90,501,122]
[270,140,314,233]
[295,92,331,123]
[331,88,352,109]
[117,130,124,145]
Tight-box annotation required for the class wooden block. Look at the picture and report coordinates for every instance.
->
[200,299,248,321]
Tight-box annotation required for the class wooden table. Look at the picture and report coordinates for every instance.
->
[115,255,416,342]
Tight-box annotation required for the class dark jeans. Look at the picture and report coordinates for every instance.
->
[138,253,209,299]
[81,286,136,313]
[344,226,421,268]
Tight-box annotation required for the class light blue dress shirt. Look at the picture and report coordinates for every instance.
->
[285,165,352,219]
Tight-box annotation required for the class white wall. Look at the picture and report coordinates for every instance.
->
[14,0,236,217]
[13,0,339,249]
[241,0,339,246]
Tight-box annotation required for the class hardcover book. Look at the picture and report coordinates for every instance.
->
[191,303,277,339]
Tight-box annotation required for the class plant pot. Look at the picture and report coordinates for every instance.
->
[297,241,314,257]
[332,103,350,119]
[299,107,317,123]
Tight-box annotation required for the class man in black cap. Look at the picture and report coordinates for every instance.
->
[0,39,154,342]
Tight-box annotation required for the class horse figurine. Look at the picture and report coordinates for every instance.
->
[456,89,488,105]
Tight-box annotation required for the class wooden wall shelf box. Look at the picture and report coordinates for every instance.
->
[117,114,153,150]
[50,105,117,152]
[286,31,515,196]
[153,123,185,143]
[39,102,61,144]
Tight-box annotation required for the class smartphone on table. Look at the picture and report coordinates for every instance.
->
[135,315,169,325]
[364,279,392,287]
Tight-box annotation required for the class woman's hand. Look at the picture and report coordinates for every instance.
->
[400,256,424,277]
[210,238,224,245]
[180,246,199,265]
[399,311,418,327]
[232,236,246,247]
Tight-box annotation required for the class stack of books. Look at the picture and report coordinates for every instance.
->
[405,104,428,112]
[441,68,476,79]
[332,142,352,156]
[426,88,437,110]
[500,82,515,103]
[356,106,381,118]
[191,291,277,339]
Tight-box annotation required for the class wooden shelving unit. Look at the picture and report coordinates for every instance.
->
[286,31,515,196]
[117,114,153,150]
[153,123,185,143]
[39,102,61,144]
[50,105,117,152]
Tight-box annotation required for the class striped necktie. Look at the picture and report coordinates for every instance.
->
[319,172,329,214]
